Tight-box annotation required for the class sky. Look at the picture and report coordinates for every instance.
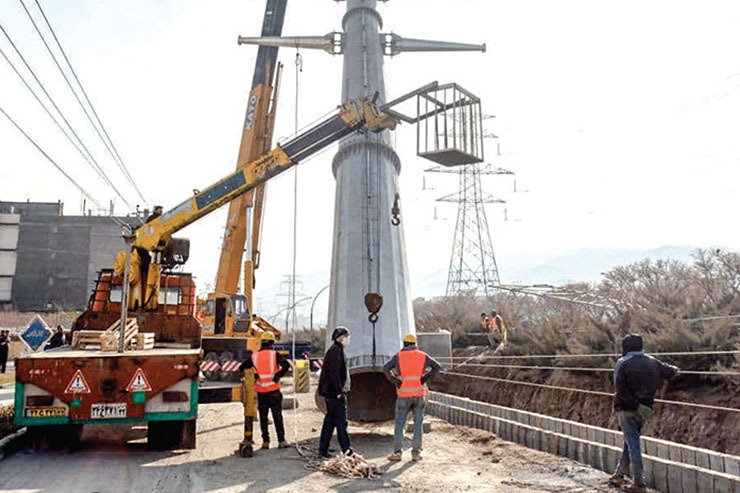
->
[1,0,740,317]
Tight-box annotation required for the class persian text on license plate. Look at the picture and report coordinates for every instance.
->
[25,407,67,418]
[91,403,127,419]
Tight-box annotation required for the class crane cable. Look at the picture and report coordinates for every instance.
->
[0,22,133,210]
[291,49,302,450]
[23,0,148,205]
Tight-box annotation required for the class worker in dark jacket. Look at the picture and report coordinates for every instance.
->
[383,333,441,462]
[609,334,678,492]
[317,326,353,458]
[239,331,291,450]
[0,330,8,374]
[45,326,65,350]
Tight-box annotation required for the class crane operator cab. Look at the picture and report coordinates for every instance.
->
[201,293,250,336]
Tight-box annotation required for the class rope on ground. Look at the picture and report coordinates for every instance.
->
[451,363,740,377]
[442,371,740,414]
[438,349,740,360]
[302,447,381,479]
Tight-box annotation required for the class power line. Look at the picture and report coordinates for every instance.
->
[0,22,132,210]
[442,371,740,414]
[450,363,740,377]
[0,104,129,230]
[26,0,148,205]
[437,350,740,360]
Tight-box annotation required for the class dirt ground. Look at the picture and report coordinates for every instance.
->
[0,386,617,493]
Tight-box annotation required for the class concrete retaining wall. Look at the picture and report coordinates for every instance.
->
[428,392,740,493]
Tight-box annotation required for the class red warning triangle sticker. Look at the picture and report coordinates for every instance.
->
[64,369,91,394]
[126,368,152,392]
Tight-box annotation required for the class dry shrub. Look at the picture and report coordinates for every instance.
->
[414,249,740,377]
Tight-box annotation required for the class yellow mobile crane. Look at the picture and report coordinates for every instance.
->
[199,0,287,380]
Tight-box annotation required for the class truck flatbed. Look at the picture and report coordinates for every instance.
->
[23,347,201,359]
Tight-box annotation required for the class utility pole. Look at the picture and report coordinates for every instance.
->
[239,0,484,420]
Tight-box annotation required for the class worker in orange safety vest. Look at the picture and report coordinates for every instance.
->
[383,334,441,462]
[239,331,290,450]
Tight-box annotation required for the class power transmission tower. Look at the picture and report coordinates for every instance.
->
[427,163,513,297]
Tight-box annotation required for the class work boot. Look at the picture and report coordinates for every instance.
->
[260,442,269,450]
[411,450,422,461]
[626,482,647,493]
[278,441,290,449]
[387,452,402,462]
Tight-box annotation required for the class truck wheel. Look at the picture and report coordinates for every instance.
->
[148,420,196,450]
[148,421,178,450]
[180,419,196,449]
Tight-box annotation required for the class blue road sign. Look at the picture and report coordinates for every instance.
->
[20,315,53,352]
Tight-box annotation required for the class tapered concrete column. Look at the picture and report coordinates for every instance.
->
[327,0,414,421]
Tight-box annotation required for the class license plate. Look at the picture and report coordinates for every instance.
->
[91,403,127,419]
[25,407,67,418]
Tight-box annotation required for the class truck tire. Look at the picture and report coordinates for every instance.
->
[147,420,196,450]
[27,424,83,451]
[180,419,196,449]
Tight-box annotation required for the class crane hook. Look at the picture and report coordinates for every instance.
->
[391,193,401,226]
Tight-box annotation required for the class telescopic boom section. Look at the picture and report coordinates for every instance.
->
[133,97,392,252]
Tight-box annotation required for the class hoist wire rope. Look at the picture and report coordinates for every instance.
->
[0,103,127,230]
[26,0,147,205]
[290,49,302,450]
[0,21,132,210]
[442,371,740,414]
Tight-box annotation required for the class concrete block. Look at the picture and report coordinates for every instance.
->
[694,451,710,471]
[713,475,733,493]
[669,444,682,463]
[594,429,605,446]
[605,447,619,474]
[281,397,298,409]
[642,455,654,488]
[681,448,697,467]
[652,459,669,493]
[681,467,698,493]
[696,470,713,493]
[710,453,726,474]
[667,462,683,493]
[644,439,657,457]
[547,433,559,456]
[577,441,586,463]
[587,427,596,443]
[657,442,671,462]
[725,457,740,477]
[567,438,578,461]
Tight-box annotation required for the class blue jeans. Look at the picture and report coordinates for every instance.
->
[616,410,644,484]
[319,394,351,455]
[394,396,425,454]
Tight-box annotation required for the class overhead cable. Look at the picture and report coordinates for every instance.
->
[0,105,128,229]
[26,0,148,205]
[437,350,740,360]
[0,22,133,210]
[450,363,740,377]
[442,371,740,414]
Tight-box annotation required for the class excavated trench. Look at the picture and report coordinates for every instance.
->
[431,370,740,455]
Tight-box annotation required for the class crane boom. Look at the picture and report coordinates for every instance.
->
[132,97,394,252]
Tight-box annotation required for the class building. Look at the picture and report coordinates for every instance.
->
[0,200,138,311]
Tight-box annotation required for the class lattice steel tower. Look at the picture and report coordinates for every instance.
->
[428,163,512,297]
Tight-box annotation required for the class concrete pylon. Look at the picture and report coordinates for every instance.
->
[328,0,410,421]
[238,0,484,421]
